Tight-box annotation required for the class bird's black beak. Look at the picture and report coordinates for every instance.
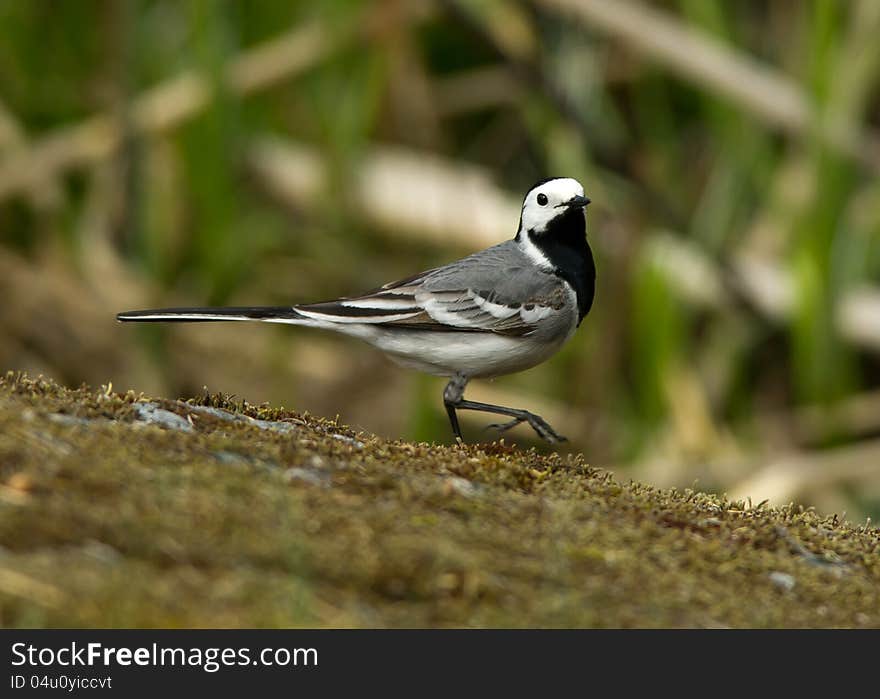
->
[559,195,591,209]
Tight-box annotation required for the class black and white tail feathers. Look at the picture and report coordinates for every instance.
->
[116,307,305,323]
[115,296,426,326]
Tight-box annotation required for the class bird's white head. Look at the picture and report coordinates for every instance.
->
[518,177,590,236]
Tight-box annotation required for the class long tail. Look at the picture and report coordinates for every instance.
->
[116,307,305,323]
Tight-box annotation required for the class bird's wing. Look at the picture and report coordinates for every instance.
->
[294,242,569,336]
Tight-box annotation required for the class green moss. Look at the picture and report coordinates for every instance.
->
[0,371,877,628]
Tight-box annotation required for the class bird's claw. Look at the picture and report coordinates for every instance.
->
[485,418,522,433]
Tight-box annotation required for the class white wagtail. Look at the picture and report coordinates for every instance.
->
[118,177,594,443]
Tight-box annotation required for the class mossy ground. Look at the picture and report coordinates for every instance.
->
[0,372,877,628]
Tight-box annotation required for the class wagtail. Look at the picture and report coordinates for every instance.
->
[118,177,595,443]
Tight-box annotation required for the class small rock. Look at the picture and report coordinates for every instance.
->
[81,540,122,565]
[769,571,796,592]
[185,405,241,423]
[249,416,298,434]
[444,476,479,498]
[213,451,248,466]
[185,403,304,435]
[133,403,193,432]
[284,467,330,488]
[328,432,364,448]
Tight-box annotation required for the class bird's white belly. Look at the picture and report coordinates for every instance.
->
[369,329,568,378]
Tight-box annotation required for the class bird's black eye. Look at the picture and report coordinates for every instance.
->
[537,193,548,206]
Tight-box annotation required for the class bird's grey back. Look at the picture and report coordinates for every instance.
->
[419,241,563,307]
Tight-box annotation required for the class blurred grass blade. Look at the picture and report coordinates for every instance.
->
[537,0,880,172]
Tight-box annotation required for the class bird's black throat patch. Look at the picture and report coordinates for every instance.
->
[523,207,595,323]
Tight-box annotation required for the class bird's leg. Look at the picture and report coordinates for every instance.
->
[443,374,567,444]
[443,374,468,442]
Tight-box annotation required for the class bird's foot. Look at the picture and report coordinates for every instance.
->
[485,412,567,444]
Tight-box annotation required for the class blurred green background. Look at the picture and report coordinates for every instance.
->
[1,0,879,519]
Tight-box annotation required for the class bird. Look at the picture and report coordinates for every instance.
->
[117,177,595,443]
